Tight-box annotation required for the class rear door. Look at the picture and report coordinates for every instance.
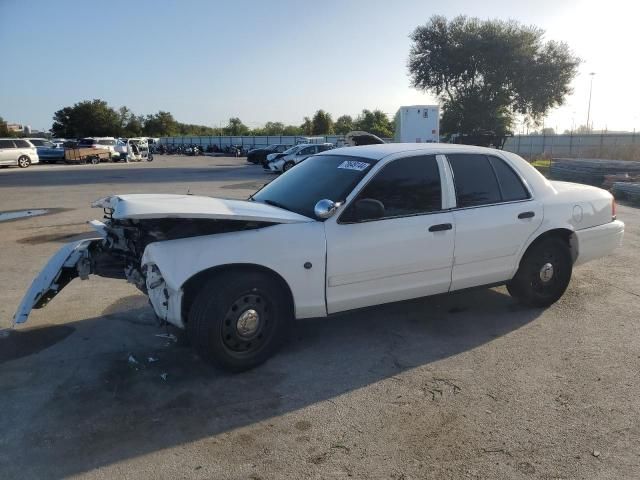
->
[446,153,543,290]
[0,140,16,164]
[325,154,455,313]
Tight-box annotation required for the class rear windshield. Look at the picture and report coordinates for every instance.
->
[252,155,375,219]
[78,138,95,146]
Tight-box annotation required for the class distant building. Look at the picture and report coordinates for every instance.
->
[6,123,32,134]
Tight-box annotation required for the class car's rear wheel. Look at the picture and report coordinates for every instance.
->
[90,156,100,165]
[283,161,294,172]
[187,271,292,371]
[17,156,31,168]
[507,237,573,307]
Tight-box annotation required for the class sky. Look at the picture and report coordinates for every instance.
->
[1,0,638,133]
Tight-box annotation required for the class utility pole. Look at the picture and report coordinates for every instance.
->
[586,72,596,132]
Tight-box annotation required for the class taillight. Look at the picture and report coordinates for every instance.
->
[612,199,617,220]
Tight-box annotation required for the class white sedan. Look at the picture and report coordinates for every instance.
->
[13,144,624,371]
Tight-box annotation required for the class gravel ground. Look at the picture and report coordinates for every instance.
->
[0,155,638,479]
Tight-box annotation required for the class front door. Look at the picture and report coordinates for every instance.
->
[324,154,455,314]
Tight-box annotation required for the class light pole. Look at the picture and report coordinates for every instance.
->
[586,72,596,132]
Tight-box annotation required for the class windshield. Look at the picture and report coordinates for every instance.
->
[283,145,302,155]
[252,155,375,219]
[265,144,279,151]
[78,138,94,146]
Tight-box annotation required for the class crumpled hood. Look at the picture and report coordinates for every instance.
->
[92,194,312,223]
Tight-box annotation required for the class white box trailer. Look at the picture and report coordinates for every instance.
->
[394,105,440,143]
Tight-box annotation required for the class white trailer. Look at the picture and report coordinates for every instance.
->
[394,105,440,143]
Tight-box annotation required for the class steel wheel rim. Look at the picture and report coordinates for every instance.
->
[221,291,272,355]
[531,251,560,294]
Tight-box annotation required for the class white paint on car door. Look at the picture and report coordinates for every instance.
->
[324,153,454,313]
[446,153,544,290]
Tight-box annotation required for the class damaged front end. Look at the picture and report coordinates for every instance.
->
[12,194,292,328]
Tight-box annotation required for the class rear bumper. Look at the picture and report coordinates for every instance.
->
[575,220,624,266]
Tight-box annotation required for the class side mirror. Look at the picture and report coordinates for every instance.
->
[314,199,340,220]
[352,198,385,221]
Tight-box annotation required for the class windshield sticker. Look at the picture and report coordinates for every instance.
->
[338,160,369,171]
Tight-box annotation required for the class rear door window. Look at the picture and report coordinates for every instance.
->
[488,156,530,201]
[447,154,502,208]
[0,140,15,148]
[14,140,32,148]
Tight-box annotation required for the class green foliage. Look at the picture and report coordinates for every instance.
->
[353,109,394,138]
[408,15,580,137]
[224,117,249,136]
[311,110,334,135]
[51,99,121,138]
[0,116,15,137]
[334,115,354,135]
[300,117,313,135]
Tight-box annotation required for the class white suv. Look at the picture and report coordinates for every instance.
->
[0,138,39,168]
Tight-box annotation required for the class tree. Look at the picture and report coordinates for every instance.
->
[143,111,178,136]
[408,15,580,137]
[224,117,249,136]
[51,99,121,137]
[311,109,334,135]
[334,115,354,134]
[0,116,13,137]
[354,109,394,138]
[261,121,285,135]
[300,117,313,135]
[282,124,303,135]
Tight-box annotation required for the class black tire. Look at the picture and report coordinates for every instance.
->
[17,155,31,168]
[90,156,100,165]
[283,161,294,172]
[507,237,572,307]
[187,271,292,371]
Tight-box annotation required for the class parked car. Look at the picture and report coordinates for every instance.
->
[13,144,624,371]
[33,140,66,163]
[0,138,39,168]
[247,144,292,164]
[77,137,118,160]
[264,143,333,172]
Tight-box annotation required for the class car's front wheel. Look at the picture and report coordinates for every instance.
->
[507,237,573,307]
[187,271,292,371]
[17,156,31,168]
[283,161,295,172]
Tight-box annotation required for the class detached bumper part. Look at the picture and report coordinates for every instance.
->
[13,238,103,326]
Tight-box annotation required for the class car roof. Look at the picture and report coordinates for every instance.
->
[323,143,503,160]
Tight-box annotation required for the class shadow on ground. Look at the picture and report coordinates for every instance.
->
[0,288,541,479]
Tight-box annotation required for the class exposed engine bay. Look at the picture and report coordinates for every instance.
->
[92,212,273,292]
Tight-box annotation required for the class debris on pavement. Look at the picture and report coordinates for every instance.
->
[147,356,159,363]
[127,354,139,365]
[592,450,601,458]
[154,332,177,342]
[160,372,168,381]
